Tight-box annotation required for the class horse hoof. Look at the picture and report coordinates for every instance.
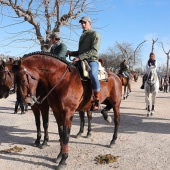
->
[147,113,149,117]
[123,97,125,100]
[32,142,40,147]
[40,143,49,149]
[106,116,112,124]
[109,141,115,148]
[76,134,81,139]
[86,133,92,138]
[55,163,67,170]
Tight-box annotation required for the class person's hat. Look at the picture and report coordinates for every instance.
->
[79,16,91,23]
[49,32,60,39]
[123,58,127,61]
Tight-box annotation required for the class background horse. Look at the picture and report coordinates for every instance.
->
[14,52,122,170]
[0,59,50,148]
[144,67,159,116]
[131,71,139,82]
[117,73,132,99]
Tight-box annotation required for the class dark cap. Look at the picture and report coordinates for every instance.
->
[49,32,60,39]
[79,16,91,23]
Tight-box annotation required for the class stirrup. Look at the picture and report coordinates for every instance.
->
[91,100,100,111]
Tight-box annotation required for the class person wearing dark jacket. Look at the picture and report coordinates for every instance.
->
[119,58,130,81]
[49,32,67,58]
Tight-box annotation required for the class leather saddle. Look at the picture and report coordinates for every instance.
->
[74,60,108,81]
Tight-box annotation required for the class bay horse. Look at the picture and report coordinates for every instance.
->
[144,67,159,116]
[0,59,50,148]
[14,52,122,170]
[0,59,14,98]
[117,73,132,99]
[0,59,94,147]
[131,71,139,82]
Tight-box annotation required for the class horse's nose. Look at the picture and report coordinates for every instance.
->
[25,97,35,106]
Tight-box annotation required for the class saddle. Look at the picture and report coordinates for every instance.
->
[75,60,108,81]
[119,70,127,78]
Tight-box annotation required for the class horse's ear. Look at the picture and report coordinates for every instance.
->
[9,57,14,64]
[1,59,6,68]
[10,60,20,73]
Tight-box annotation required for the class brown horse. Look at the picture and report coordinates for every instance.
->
[131,71,139,82]
[0,59,50,148]
[117,73,132,99]
[0,59,14,98]
[0,59,93,148]
[14,52,122,170]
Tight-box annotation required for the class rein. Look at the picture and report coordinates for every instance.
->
[37,66,69,104]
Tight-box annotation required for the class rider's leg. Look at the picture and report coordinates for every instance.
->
[141,74,147,89]
[88,61,100,110]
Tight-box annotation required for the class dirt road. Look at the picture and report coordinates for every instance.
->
[0,77,170,170]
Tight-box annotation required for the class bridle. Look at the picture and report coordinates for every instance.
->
[21,66,69,104]
[0,67,13,87]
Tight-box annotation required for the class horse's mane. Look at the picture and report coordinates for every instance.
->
[22,51,71,67]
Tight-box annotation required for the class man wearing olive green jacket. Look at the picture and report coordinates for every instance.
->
[66,16,101,110]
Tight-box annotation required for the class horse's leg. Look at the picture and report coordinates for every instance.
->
[86,110,92,138]
[147,105,150,116]
[76,111,85,138]
[123,86,126,99]
[55,123,63,164]
[41,105,50,148]
[110,104,120,148]
[151,92,156,116]
[101,101,112,123]
[56,112,74,170]
[32,106,41,147]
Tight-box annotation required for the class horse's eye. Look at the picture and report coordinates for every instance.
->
[21,79,25,83]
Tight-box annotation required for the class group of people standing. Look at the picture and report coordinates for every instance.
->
[162,75,170,93]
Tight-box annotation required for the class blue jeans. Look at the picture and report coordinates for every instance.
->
[124,72,130,78]
[88,61,100,92]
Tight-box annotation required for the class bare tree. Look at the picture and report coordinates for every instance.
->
[133,40,146,64]
[0,0,99,52]
[159,42,170,75]
[151,38,158,52]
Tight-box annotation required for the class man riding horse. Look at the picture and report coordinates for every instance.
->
[66,16,101,110]
[119,58,130,86]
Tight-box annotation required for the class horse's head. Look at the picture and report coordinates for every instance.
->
[15,60,40,106]
[0,59,14,98]
[147,67,157,86]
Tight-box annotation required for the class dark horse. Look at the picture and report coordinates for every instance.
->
[0,59,14,98]
[117,73,132,99]
[0,59,50,148]
[14,52,122,170]
[131,71,139,82]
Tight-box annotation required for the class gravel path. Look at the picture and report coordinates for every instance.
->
[0,77,170,170]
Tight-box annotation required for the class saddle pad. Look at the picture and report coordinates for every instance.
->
[81,60,108,81]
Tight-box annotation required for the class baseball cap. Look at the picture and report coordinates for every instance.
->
[79,16,91,23]
[49,32,60,39]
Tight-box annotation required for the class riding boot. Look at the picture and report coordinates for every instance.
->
[13,101,18,114]
[92,91,100,111]
[140,74,147,89]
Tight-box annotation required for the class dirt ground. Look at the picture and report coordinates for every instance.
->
[0,77,170,170]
